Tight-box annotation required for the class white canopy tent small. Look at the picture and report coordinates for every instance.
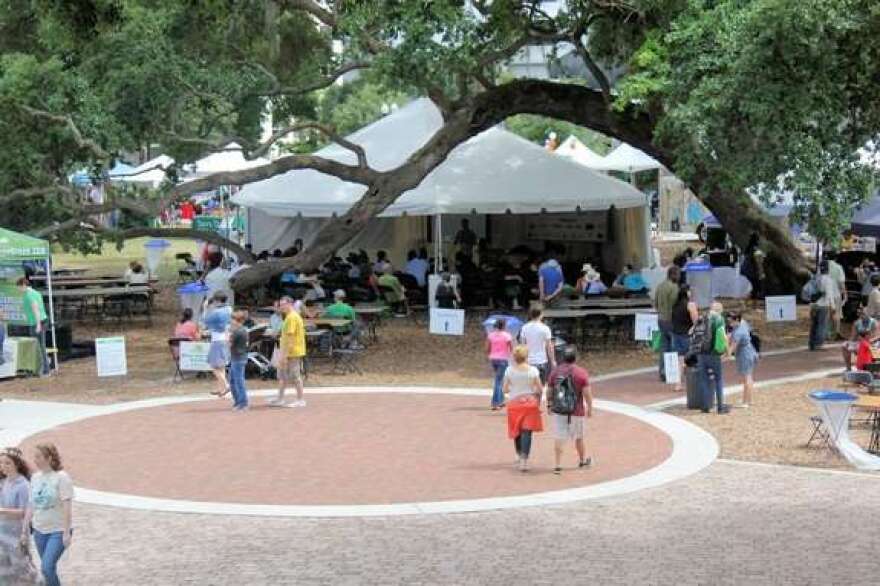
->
[595,143,663,174]
[554,136,607,169]
[184,142,270,177]
[234,98,653,271]
[113,154,176,188]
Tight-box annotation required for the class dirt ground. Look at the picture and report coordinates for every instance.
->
[671,376,878,471]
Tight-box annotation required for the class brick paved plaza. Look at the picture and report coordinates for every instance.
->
[6,347,879,585]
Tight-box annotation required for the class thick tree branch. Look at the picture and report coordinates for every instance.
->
[18,105,109,160]
[572,27,612,106]
[0,184,75,206]
[263,61,371,96]
[252,122,368,167]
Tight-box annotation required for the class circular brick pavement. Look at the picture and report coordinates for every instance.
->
[21,387,716,516]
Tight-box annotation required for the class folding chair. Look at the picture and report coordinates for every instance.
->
[168,337,187,383]
[332,325,365,375]
[805,415,832,449]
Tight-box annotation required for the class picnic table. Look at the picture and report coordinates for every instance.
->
[36,277,159,289]
[42,285,154,323]
[854,395,880,454]
[42,285,153,299]
[543,307,651,347]
[555,297,653,310]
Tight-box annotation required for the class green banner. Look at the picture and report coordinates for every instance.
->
[192,215,221,232]
[0,264,26,324]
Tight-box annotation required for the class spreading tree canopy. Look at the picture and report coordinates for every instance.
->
[1,0,878,290]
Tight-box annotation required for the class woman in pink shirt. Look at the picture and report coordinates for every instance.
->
[171,308,201,359]
[485,318,514,410]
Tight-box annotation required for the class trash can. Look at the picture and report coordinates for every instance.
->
[685,366,705,410]
[143,239,171,278]
[482,315,524,339]
[685,260,713,309]
[177,282,209,323]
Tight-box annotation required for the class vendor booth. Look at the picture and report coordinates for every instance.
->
[234,98,653,277]
[0,228,57,377]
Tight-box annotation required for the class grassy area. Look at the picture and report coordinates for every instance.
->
[51,238,198,282]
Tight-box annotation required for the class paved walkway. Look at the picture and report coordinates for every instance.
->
[10,345,873,585]
[57,461,880,585]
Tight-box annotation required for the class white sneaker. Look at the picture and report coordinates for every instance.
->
[287,399,307,408]
[266,398,286,407]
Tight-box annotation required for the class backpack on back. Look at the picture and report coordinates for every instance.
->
[688,315,715,357]
[549,372,578,416]
[749,331,762,354]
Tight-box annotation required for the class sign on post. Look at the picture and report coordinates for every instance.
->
[0,338,19,379]
[179,341,212,372]
[634,312,659,341]
[429,308,465,336]
[765,295,797,322]
[663,352,681,385]
[96,336,127,377]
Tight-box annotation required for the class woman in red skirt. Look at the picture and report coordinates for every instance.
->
[504,345,545,472]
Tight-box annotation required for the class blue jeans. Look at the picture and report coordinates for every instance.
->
[514,430,533,458]
[229,360,248,408]
[33,529,66,586]
[490,359,508,407]
[698,353,724,412]
[809,306,829,350]
[658,320,673,380]
[0,322,5,365]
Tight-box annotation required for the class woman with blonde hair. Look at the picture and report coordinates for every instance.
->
[1,447,40,585]
[503,345,545,472]
[23,443,73,586]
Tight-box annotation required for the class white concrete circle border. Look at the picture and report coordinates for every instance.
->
[13,386,718,517]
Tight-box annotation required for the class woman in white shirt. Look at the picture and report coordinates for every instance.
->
[503,345,545,472]
[23,443,74,586]
[1,448,40,584]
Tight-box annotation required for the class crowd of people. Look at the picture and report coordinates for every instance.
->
[0,443,73,586]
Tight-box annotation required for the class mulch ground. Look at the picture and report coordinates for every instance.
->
[671,376,879,471]
[0,280,812,405]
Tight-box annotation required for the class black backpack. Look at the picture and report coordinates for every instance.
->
[549,372,578,416]
[688,315,715,357]
[750,331,762,354]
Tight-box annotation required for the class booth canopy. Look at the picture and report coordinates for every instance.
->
[186,142,270,177]
[852,192,880,238]
[555,136,606,169]
[595,143,663,173]
[0,227,50,260]
[233,98,647,217]
[115,154,176,188]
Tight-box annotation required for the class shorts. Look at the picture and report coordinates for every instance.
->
[207,341,230,369]
[279,357,304,384]
[551,413,585,440]
[534,362,550,385]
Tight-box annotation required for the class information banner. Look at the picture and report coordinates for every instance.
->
[179,341,212,372]
[765,295,797,322]
[0,264,26,324]
[96,336,127,377]
[0,338,19,379]
[429,308,465,336]
[663,352,681,385]
[634,312,659,341]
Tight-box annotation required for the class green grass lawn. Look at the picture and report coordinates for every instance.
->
[52,238,198,282]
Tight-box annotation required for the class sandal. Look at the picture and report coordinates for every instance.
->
[553,467,562,475]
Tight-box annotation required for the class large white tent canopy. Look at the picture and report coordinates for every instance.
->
[232,98,648,217]
[186,142,270,177]
[114,154,176,188]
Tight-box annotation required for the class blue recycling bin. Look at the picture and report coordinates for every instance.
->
[685,260,713,308]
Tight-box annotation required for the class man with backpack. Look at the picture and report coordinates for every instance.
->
[547,346,594,474]
[805,260,836,351]
[689,301,730,414]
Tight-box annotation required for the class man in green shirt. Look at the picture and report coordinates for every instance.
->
[376,270,408,315]
[18,277,49,375]
[325,289,357,322]
[652,266,681,382]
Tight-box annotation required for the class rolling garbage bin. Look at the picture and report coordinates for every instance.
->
[177,282,210,323]
[685,260,713,309]
[685,366,702,409]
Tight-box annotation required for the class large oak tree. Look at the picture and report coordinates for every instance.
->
[1,0,878,291]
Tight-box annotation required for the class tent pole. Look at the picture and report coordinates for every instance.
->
[434,213,443,275]
[644,196,654,269]
[45,255,58,373]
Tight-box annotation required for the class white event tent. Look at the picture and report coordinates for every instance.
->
[596,143,663,173]
[185,142,270,178]
[234,98,653,269]
[555,136,606,169]
[114,154,176,188]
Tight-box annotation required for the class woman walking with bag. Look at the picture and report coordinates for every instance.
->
[23,443,74,586]
[0,448,40,585]
[503,345,545,472]
[203,292,232,397]
[727,312,758,408]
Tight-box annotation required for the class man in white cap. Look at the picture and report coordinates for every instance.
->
[325,289,356,322]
